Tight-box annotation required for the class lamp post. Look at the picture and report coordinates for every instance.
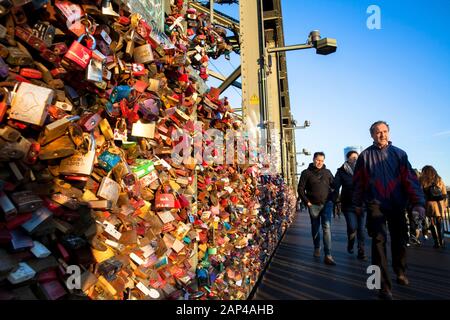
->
[266,30,336,188]
[297,148,311,156]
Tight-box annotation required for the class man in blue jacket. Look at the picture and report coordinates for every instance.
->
[353,121,425,300]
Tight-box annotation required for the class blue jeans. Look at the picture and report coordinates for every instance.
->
[343,210,367,251]
[308,201,333,256]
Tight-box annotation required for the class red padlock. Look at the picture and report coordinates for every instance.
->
[64,34,96,69]
[19,68,43,79]
[24,142,40,165]
[50,67,68,78]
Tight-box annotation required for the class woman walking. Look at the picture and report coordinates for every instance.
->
[419,165,447,248]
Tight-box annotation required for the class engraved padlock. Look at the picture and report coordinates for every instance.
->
[64,33,96,69]
[60,132,96,176]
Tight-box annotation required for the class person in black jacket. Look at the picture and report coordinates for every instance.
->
[297,152,336,265]
[333,150,367,260]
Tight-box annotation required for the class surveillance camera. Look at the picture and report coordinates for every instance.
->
[315,38,337,55]
[304,120,311,127]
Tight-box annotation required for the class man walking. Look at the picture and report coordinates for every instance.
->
[353,121,425,300]
[298,152,336,265]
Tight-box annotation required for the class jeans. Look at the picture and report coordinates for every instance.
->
[366,202,408,291]
[343,210,366,251]
[308,201,333,256]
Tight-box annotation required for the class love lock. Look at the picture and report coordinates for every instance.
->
[0,87,9,122]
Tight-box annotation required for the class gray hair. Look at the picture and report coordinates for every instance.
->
[370,121,390,135]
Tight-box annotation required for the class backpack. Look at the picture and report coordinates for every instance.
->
[425,183,445,201]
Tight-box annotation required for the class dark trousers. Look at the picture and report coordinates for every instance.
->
[366,202,408,291]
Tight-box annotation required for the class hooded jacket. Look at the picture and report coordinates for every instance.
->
[297,163,334,205]
[352,142,425,212]
[333,162,356,211]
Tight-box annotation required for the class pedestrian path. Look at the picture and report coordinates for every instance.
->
[253,210,450,300]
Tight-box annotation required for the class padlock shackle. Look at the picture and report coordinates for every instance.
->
[77,33,97,51]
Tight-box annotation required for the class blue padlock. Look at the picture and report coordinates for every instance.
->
[97,151,121,172]
[110,85,131,104]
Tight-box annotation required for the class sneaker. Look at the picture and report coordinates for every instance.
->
[324,255,336,266]
[397,274,409,286]
[347,243,354,254]
[313,248,321,257]
[378,289,393,300]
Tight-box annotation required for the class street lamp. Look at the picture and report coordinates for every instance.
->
[284,120,311,130]
[297,148,311,156]
[267,30,337,55]
[264,29,336,186]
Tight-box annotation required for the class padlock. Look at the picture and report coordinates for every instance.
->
[110,85,131,103]
[32,21,55,47]
[97,150,121,172]
[101,0,119,17]
[23,141,40,165]
[0,135,31,161]
[0,59,7,82]
[10,5,27,25]
[52,42,68,56]
[124,31,135,61]
[0,191,17,221]
[59,132,96,177]
[79,112,102,132]
[39,135,75,160]
[98,119,114,140]
[54,101,72,112]
[113,118,128,142]
[88,200,112,210]
[133,44,154,64]
[0,43,8,58]
[50,67,67,79]
[0,125,21,142]
[64,33,96,69]
[97,176,120,206]
[40,116,78,145]
[6,46,33,66]
[10,82,54,126]
[86,58,103,83]
[132,63,146,76]
[131,120,155,139]
[10,190,43,213]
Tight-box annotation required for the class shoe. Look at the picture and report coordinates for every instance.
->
[313,248,321,257]
[433,243,441,249]
[347,243,354,254]
[378,289,393,300]
[397,274,409,286]
[357,249,368,261]
[324,255,336,266]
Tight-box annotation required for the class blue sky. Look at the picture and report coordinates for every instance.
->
[207,1,450,184]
